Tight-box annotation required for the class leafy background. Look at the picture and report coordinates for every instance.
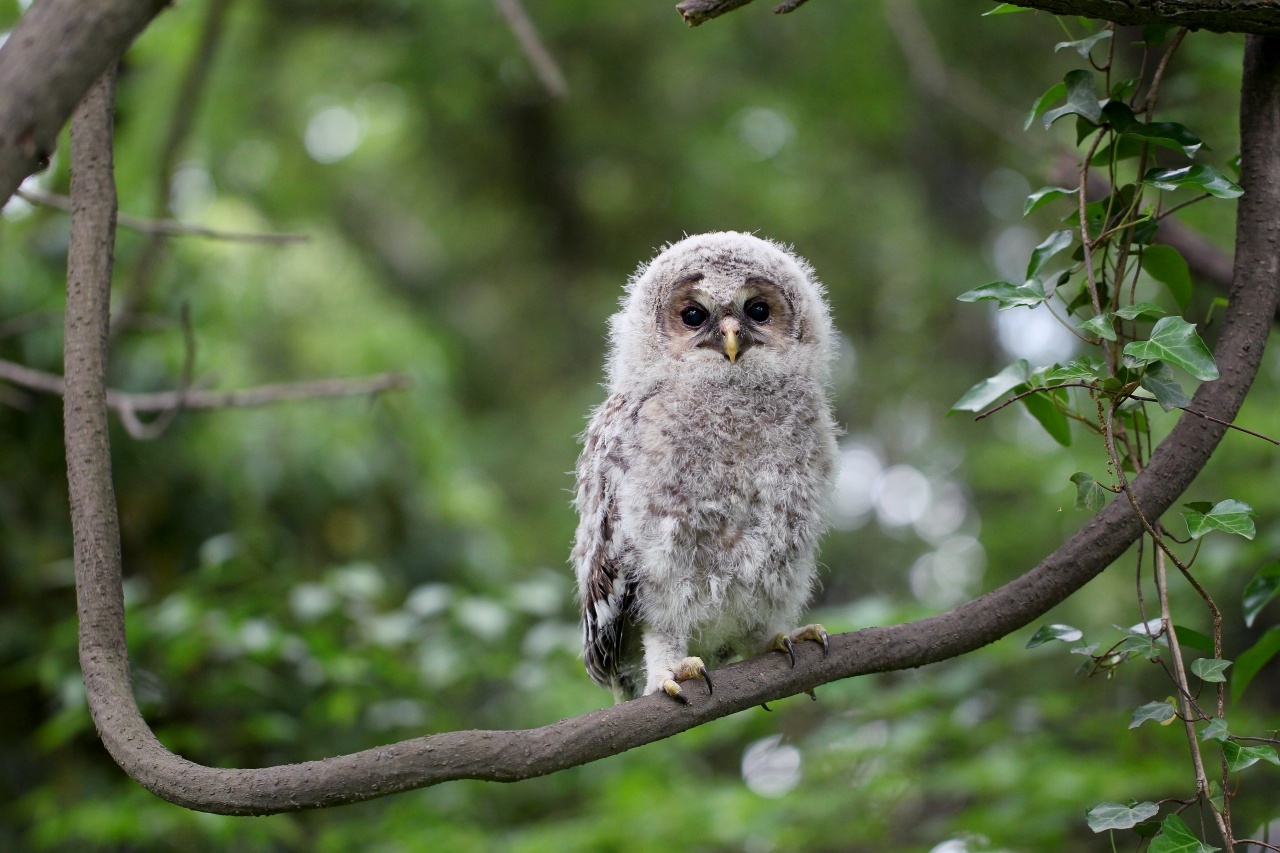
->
[1,0,1277,850]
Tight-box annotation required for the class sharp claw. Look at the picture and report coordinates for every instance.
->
[820,630,830,657]
[783,635,796,668]
[806,688,817,701]
[699,664,713,695]
[761,702,772,712]
[663,679,689,704]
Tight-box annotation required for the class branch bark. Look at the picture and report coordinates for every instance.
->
[0,0,170,205]
[62,34,1280,817]
[676,0,1280,32]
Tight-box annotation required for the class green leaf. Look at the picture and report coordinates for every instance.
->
[1114,301,1166,320]
[1142,164,1243,198]
[1142,23,1177,45]
[1023,185,1077,217]
[1222,740,1280,772]
[956,280,1047,310]
[1070,472,1108,512]
[983,3,1032,14]
[1232,625,1280,703]
[1141,361,1190,412]
[1076,313,1117,341]
[1141,245,1193,312]
[1046,356,1104,383]
[1026,623,1083,649]
[1122,317,1219,381]
[1130,700,1177,729]
[1042,70,1101,128]
[1149,814,1219,853]
[1103,101,1205,158]
[1026,81,1067,130]
[1086,801,1160,832]
[1056,30,1112,59]
[951,361,1029,413]
[1200,718,1229,743]
[1175,625,1215,655]
[1190,657,1231,683]
[1027,230,1074,279]
[1111,77,1138,101]
[1242,561,1280,628]
[1116,632,1161,661]
[1181,500,1256,540]
[1021,389,1071,446]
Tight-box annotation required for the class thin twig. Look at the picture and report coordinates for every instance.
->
[115,302,196,440]
[17,188,308,244]
[0,356,410,419]
[493,0,568,99]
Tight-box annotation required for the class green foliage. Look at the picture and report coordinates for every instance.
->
[1149,815,1219,853]
[1085,800,1158,832]
[1180,500,1257,540]
[1241,561,1280,627]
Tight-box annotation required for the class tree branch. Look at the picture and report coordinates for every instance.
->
[494,0,569,99]
[61,32,1280,816]
[0,0,170,205]
[676,0,1280,33]
[17,188,309,244]
[2,356,409,419]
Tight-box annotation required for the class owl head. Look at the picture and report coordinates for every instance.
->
[606,232,835,390]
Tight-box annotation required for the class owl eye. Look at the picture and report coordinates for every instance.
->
[680,305,708,328]
[745,300,770,323]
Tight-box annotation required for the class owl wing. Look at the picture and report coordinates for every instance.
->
[573,393,640,692]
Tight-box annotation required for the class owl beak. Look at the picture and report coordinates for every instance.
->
[720,318,741,363]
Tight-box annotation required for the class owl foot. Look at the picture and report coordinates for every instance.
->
[771,623,830,667]
[661,656,713,705]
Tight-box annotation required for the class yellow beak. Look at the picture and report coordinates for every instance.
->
[723,329,739,363]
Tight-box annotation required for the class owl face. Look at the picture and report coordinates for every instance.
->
[607,232,833,390]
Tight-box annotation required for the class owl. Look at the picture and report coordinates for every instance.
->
[572,231,839,704]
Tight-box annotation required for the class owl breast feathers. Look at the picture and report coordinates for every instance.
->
[572,232,839,703]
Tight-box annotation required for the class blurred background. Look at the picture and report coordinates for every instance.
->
[1,0,1276,849]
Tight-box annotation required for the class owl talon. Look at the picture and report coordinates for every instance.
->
[660,656,711,703]
[663,680,690,704]
[771,633,797,667]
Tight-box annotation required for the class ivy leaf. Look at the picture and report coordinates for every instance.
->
[1141,245,1193,312]
[984,3,1032,14]
[1116,632,1161,661]
[1222,740,1280,772]
[1130,700,1177,729]
[1103,101,1205,158]
[1046,356,1104,383]
[1026,623,1083,649]
[1142,164,1243,198]
[1242,561,1280,628]
[1149,814,1219,853]
[1200,718,1229,742]
[1026,230,1074,279]
[1026,81,1067,130]
[1175,625,1215,655]
[956,280,1047,310]
[951,361,1029,413]
[1076,313,1117,341]
[1232,625,1280,703]
[1143,23,1177,45]
[1056,30,1113,59]
[1069,472,1108,512]
[1024,185,1077,216]
[1021,389,1071,446]
[1190,658,1232,683]
[1042,70,1101,128]
[1122,317,1219,381]
[1086,801,1160,832]
[1114,301,1166,320]
[1181,500,1256,540]
[1141,361,1190,412]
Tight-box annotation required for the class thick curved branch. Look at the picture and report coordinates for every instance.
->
[65,40,1280,816]
[0,0,169,205]
[677,0,1280,32]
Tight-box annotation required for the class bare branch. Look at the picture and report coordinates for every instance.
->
[675,0,1280,33]
[59,36,1280,816]
[494,0,569,99]
[2,356,410,421]
[17,188,309,244]
[0,0,169,205]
